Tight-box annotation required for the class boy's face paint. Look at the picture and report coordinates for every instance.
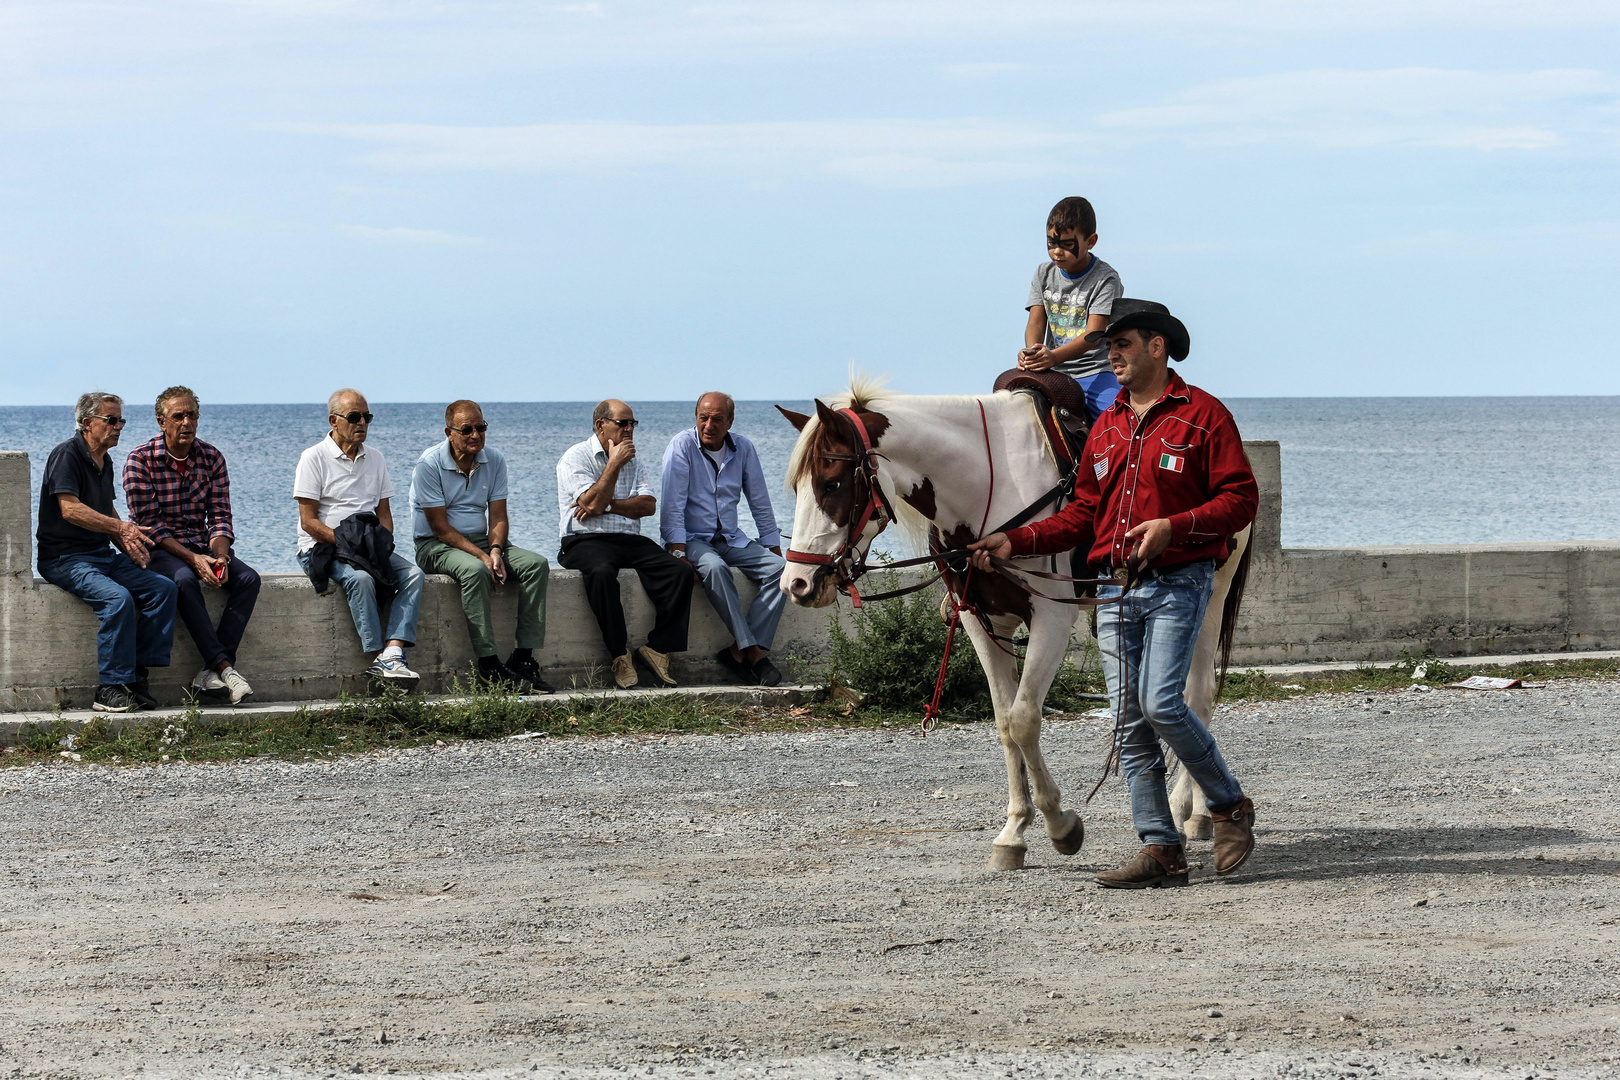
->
[1046,228,1097,274]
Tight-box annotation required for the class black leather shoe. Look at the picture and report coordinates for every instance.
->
[128,669,159,711]
[751,657,783,687]
[505,652,555,694]
[715,647,757,684]
[475,658,531,694]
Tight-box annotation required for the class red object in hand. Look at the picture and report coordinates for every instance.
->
[214,561,226,582]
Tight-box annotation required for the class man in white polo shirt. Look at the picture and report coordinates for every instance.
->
[293,388,425,685]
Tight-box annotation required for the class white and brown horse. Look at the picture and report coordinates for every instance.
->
[779,379,1250,868]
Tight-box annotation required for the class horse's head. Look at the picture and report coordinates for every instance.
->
[778,399,891,608]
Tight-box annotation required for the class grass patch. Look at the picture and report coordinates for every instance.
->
[5,647,1615,768]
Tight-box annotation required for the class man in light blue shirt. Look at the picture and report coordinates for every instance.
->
[660,392,787,686]
[412,400,553,693]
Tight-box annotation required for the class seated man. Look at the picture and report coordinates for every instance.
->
[35,392,177,713]
[555,399,694,689]
[123,386,259,705]
[412,400,554,693]
[660,392,787,686]
[293,388,425,687]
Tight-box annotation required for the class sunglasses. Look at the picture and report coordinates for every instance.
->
[603,418,639,429]
[96,415,128,426]
[334,411,375,424]
[1046,234,1081,255]
[166,411,197,422]
[451,423,489,435]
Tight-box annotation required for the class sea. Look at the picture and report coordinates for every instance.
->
[3,397,1618,574]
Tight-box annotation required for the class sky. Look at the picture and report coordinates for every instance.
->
[2,0,1617,407]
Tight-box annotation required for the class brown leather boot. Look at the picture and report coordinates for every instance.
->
[1095,845,1188,889]
[1210,796,1256,875]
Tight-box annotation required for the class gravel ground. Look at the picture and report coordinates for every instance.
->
[3,679,1618,1080]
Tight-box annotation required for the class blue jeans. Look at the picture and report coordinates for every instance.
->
[1078,370,1122,420]
[38,548,178,686]
[297,550,424,653]
[684,538,787,651]
[1095,560,1243,847]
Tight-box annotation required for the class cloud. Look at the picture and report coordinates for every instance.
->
[338,224,491,246]
[285,119,1089,188]
[1096,68,1616,150]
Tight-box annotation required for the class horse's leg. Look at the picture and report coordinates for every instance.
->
[1172,527,1249,841]
[1001,603,1085,856]
[960,615,1031,870]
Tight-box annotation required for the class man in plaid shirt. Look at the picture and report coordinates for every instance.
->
[123,386,260,704]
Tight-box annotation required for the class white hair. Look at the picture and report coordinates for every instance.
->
[74,392,123,434]
[327,388,365,415]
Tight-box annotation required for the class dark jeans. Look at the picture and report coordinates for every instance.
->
[147,547,262,671]
[38,548,177,686]
[557,533,694,658]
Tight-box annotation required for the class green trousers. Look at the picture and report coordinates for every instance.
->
[415,533,548,658]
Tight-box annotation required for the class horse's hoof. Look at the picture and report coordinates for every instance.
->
[1179,814,1214,842]
[988,844,1027,871]
[1049,812,1085,856]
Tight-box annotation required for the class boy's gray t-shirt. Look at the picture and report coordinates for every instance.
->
[1026,255,1122,379]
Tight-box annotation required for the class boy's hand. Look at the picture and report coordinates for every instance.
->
[1018,346,1057,372]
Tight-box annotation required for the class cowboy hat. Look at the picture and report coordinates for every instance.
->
[1085,298,1190,361]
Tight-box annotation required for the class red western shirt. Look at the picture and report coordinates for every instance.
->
[1008,371,1258,569]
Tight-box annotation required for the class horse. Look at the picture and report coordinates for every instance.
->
[778,378,1252,868]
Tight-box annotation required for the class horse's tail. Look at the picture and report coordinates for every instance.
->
[1214,530,1253,700]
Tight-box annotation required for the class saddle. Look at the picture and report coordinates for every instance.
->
[992,368,1090,473]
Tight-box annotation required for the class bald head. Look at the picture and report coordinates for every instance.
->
[592,398,637,448]
[695,391,735,451]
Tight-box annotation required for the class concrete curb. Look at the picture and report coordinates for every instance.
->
[1245,649,1620,680]
[0,683,826,746]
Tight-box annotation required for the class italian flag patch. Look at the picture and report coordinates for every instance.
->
[1158,453,1184,473]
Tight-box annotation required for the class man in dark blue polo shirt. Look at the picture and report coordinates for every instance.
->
[36,392,178,713]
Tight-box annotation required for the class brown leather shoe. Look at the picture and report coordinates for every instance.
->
[611,652,638,689]
[1095,845,1188,890]
[635,645,677,687]
[1210,796,1256,875]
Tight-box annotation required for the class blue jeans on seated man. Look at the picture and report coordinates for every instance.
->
[296,549,424,653]
[683,537,786,652]
[38,548,178,686]
[1095,559,1244,848]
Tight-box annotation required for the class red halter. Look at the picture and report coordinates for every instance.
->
[783,408,895,607]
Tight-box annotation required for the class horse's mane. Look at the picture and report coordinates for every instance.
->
[784,374,947,555]
[784,373,893,489]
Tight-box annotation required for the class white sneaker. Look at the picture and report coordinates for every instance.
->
[219,665,254,705]
[366,655,421,685]
[190,667,229,704]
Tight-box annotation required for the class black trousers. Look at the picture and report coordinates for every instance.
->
[147,546,261,671]
[557,533,695,657]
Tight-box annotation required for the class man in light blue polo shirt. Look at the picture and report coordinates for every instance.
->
[660,391,786,686]
[411,400,553,693]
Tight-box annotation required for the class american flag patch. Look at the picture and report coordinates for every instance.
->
[1094,458,1109,480]
[1158,453,1184,473]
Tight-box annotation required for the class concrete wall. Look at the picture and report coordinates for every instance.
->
[4,443,1619,710]
[0,450,835,711]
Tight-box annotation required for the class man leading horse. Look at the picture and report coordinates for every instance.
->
[970,299,1259,889]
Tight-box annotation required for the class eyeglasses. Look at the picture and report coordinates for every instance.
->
[1046,234,1080,255]
[603,418,639,429]
[96,415,128,427]
[166,411,197,422]
[451,423,488,435]
[334,411,374,424]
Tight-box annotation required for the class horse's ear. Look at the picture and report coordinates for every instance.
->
[776,405,810,432]
[813,399,841,427]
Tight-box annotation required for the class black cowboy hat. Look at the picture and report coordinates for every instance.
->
[1084,298,1190,361]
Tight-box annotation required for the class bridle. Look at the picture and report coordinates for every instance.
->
[783,407,895,607]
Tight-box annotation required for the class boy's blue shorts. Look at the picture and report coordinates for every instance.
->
[1078,370,1122,420]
